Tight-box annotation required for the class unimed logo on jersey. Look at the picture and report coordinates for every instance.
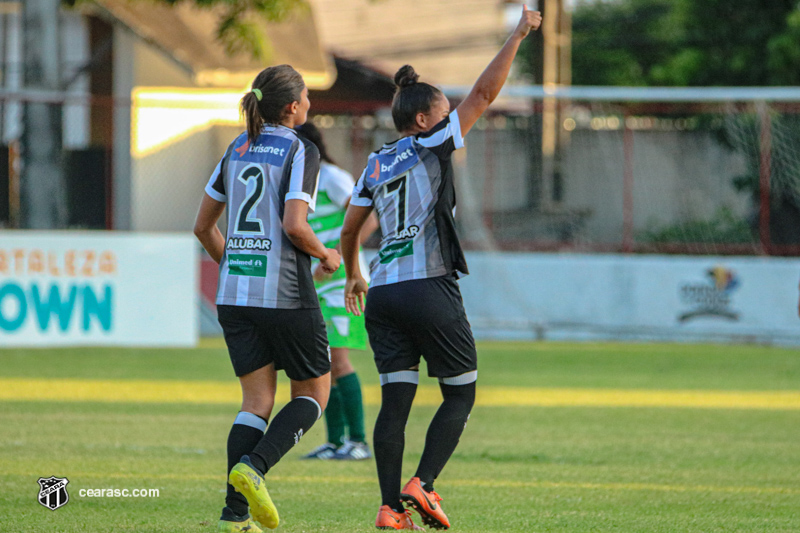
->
[228,254,267,277]
[378,241,414,264]
[678,265,740,322]
[233,135,293,166]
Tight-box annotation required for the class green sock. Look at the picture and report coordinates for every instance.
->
[325,385,345,447]
[337,372,366,443]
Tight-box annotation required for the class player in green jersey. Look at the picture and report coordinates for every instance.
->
[296,123,379,461]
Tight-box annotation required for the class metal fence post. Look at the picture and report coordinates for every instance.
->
[20,0,66,229]
[757,102,772,255]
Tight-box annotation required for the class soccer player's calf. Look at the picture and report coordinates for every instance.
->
[414,381,476,488]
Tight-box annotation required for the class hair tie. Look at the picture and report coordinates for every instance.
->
[252,88,263,101]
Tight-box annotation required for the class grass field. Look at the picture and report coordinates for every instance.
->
[1,340,800,532]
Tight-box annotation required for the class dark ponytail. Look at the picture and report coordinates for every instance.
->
[391,65,444,132]
[240,91,262,144]
[240,64,305,144]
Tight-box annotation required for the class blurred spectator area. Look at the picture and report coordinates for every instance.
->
[0,0,510,232]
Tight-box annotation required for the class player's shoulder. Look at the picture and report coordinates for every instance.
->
[415,113,453,142]
[273,127,320,162]
[226,131,248,155]
[413,110,462,155]
[374,137,403,155]
[264,125,296,145]
[358,144,389,181]
[233,131,248,145]
[295,133,320,160]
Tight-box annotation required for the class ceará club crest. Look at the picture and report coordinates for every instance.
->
[38,476,70,511]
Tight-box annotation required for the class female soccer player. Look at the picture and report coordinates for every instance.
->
[193,64,340,532]
[295,122,379,461]
[340,6,542,531]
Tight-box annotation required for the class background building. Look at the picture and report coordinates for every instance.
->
[1,0,799,344]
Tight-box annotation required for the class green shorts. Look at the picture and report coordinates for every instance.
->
[316,280,368,350]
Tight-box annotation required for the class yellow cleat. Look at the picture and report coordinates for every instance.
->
[228,456,279,530]
[218,515,263,532]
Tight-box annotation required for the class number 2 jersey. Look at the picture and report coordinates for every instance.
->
[351,110,469,287]
[205,124,321,309]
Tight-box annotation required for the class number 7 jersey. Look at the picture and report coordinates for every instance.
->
[205,124,321,309]
[351,110,469,287]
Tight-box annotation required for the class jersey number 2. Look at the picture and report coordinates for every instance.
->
[235,166,265,235]
[384,174,408,234]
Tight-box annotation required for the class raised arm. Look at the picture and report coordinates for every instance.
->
[456,5,542,137]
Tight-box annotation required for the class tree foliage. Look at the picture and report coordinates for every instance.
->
[563,0,800,247]
[570,0,800,86]
[165,0,307,61]
[65,0,308,61]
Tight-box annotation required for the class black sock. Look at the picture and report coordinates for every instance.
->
[374,381,417,512]
[226,412,267,516]
[415,381,476,490]
[249,396,321,474]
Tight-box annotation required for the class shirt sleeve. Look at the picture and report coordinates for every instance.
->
[286,138,321,213]
[204,156,227,202]
[415,110,465,158]
[350,167,374,207]
[324,165,356,208]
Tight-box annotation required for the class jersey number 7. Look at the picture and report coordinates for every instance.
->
[384,173,408,236]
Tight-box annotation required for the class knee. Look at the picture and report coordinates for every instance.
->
[374,410,407,443]
[374,383,418,442]
[291,375,331,412]
[241,393,275,420]
[291,391,328,414]
[330,351,354,379]
[441,382,476,415]
[308,392,328,413]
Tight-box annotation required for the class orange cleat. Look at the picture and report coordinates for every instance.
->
[400,478,450,530]
[375,505,425,530]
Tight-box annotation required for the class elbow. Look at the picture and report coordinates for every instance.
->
[340,225,358,241]
[340,225,361,248]
[193,222,206,240]
[282,219,304,241]
[478,89,494,106]
[471,86,494,107]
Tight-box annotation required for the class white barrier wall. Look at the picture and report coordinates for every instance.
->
[459,252,800,345]
[0,232,198,347]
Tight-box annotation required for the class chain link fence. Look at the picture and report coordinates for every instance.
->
[2,93,798,256]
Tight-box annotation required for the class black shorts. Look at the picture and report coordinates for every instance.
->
[217,305,331,380]
[364,275,477,378]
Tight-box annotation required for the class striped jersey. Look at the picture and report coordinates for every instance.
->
[308,162,369,304]
[205,124,320,309]
[351,110,468,287]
